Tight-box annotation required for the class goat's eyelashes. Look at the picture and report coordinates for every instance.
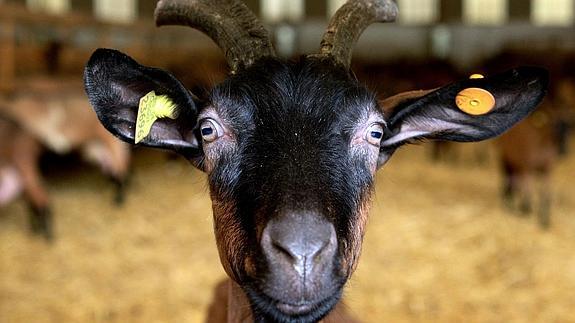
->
[365,123,384,146]
[199,118,224,143]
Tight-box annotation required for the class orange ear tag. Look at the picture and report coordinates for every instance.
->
[455,87,495,115]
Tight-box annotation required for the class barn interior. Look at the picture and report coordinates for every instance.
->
[1,0,574,322]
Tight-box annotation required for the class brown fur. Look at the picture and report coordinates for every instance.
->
[0,118,47,211]
[497,100,559,228]
[342,191,372,278]
[211,197,249,281]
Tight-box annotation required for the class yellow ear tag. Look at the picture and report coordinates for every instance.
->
[455,88,495,116]
[135,91,179,144]
[469,73,484,79]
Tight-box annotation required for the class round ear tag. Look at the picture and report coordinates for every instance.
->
[455,88,495,115]
[469,73,484,79]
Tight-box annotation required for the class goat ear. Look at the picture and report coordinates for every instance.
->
[377,66,548,166]
[84,48,201,159]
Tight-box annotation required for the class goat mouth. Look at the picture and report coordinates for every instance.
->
[275,301,315,316]
[244,285,342,322]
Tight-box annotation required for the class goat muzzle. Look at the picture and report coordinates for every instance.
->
[260,210,338,308]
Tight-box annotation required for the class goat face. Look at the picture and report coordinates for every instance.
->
[86,50,384,321]
[204,58,378,319]
[84,0,548,321]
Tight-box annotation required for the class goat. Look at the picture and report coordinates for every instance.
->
[497,78,574,228]
[83,0,547,321]
[0,77,131,239]
[555,77,575,155]
[0,116,51,238]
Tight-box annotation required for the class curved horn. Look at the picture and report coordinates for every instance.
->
[311,0,398,68]
[155,0,275,73]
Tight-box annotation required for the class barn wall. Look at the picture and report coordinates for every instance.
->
[295,22,575,68]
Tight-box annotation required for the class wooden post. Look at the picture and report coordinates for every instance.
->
[0,20,15,94]
[305,0,328,19]
[508,0,531,22]
[440,0,463,23]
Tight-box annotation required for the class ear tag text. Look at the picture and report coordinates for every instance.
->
[135,91,179,144]
[455,87,495,115]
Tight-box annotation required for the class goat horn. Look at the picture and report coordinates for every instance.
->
[311,0,398,68]
[155,0,275,73]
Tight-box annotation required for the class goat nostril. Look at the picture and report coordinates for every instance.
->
[272,240,296,261]
[271,239,331,265]
[313,241,329,261]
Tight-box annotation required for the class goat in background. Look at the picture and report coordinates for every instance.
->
[0,77,130,240]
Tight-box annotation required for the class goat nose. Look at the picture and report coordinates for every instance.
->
[261,211,336,277]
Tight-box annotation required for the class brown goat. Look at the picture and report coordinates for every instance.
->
[0,77,131,239]
[497,77,574,228]
[0,117,51,237]
[497,108,562,227]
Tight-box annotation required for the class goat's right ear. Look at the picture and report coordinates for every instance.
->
[84,48,201,159]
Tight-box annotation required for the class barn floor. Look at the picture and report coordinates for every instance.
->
[1,140,575,323]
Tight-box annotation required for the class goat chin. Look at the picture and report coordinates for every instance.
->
[206,278,358,323]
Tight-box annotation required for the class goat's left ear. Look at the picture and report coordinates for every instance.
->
[378,66,548,166]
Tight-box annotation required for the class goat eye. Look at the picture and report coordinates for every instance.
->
[200,119,223,142]
[366,123,384,146]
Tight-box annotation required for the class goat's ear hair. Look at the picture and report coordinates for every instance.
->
[378,66,548,166]
[84,48,201,159]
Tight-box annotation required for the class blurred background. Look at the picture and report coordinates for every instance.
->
[0,0,574,322]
